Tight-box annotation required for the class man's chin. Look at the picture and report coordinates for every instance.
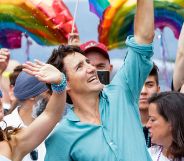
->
[139,105,149,110]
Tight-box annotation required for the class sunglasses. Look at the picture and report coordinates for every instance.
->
[30,149,38,160]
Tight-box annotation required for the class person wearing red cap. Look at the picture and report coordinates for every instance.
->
[68,34,113,85]
[80,40,113,85]
[80,40,111,70]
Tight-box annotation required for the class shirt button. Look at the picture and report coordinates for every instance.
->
[109,142,113,146]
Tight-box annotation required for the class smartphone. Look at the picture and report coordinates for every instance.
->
[97,70,110,85]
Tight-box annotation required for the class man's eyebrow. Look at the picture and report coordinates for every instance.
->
[96,63,106,66]
[74,60,83,69]
[145,81,155,84]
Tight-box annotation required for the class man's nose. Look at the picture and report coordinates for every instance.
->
[141,85,147,95]
[87,63,96,73]
[146,120,151,128]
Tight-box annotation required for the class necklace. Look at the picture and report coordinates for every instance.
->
[157,146,163,161]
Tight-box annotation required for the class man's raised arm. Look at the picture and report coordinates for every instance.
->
[134,0,154,44]
[173,23,184,92]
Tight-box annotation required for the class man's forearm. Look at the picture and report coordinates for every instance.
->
[173,24,184,91]
[134,0,154,44]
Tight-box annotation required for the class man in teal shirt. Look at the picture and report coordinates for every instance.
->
[45,0,154,160]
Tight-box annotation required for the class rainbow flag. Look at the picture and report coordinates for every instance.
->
[88,0,110,19]
[0,0,78,49]
[98,0,184,50]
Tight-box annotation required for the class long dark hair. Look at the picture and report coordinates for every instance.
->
[148,91,184,161]
[0,121,21,144]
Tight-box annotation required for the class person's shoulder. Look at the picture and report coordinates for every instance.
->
[0,141,11,161]
[45,120,74,148]
[47,118,70,137]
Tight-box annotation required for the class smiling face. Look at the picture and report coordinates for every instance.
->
[63,52,104,96]
[139,76,160,111]
[146,103,172,147]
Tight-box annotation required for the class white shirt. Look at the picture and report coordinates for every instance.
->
[0,155,11,161]
[3,107,46,161]
[149,145,184,161]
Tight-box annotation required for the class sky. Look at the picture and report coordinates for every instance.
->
[8,0,179,90]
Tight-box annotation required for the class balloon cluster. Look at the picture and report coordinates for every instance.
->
[0,0,78,49]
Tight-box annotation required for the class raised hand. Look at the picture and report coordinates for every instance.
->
[68,32,80,46]
[22,59,62,85]
[0,48,10,74]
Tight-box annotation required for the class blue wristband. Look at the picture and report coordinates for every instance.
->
[51,73,67,93]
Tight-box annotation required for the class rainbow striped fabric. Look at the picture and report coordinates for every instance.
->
[88,0,110,19]
[0,0,78,49]
[89,0,184,50]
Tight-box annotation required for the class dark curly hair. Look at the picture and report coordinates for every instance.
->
[0,121,21,150]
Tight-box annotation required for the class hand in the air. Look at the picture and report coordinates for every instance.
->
[23,59,63,84]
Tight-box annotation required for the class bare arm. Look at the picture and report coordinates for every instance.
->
[12,60,66,157]
[173,24,184,92]
[0,49,10,108]
[0,48,10,89]
[134,0,154,44]
[0,48,9,75]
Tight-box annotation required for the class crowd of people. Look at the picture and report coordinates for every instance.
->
[0,0,184,161]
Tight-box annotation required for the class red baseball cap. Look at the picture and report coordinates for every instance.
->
[80,40,110,61]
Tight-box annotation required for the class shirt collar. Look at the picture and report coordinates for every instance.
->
[65,107,80,122]
[65,91,108,122]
